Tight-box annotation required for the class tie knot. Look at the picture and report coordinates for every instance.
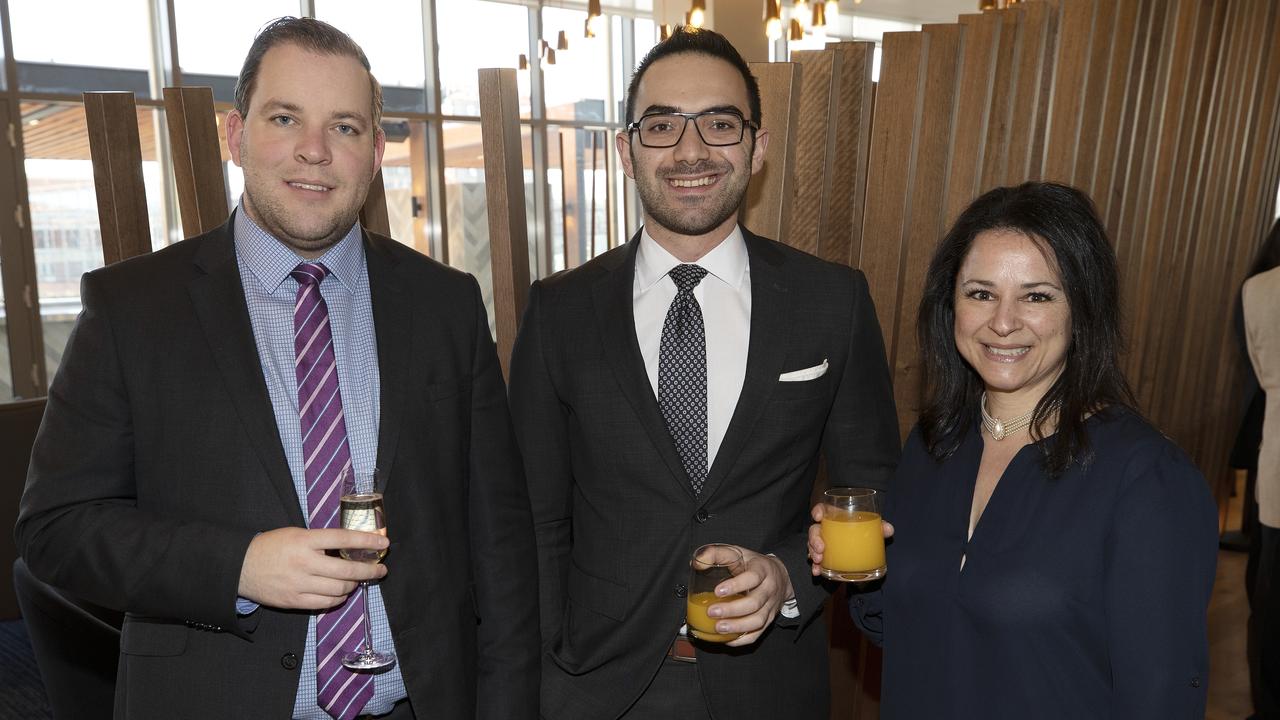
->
[290,262,330,287]
[668,264,708,293]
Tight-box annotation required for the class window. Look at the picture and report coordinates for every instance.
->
[436,0,532,118]
[317,0,427,113]
[23,102,167,382]
[543,7,611,123]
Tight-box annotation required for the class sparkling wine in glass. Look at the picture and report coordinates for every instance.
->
[339,468,395,671]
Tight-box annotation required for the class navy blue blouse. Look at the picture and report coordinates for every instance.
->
[851,408,1218,719]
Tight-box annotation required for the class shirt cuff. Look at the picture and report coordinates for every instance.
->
[236,597,260,615]
[779,597,800,619]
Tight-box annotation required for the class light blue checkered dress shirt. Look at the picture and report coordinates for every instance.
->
[233,207,407,718]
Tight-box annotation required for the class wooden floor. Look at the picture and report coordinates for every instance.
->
[1208,469,1255,720]
[1208,547,1251,720]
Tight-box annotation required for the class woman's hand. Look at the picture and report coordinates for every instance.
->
[807,503,894,576]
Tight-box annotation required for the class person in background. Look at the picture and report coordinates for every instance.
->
[16,17,538,720]
[808,181,1218,719]
[1242,218,1280,720]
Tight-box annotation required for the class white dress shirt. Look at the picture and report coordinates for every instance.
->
[633,225,751,467]
[634,225,801,621]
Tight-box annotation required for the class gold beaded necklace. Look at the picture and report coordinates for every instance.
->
[980,392,1037,441]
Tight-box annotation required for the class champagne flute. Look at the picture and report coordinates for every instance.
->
[339,467,395,670]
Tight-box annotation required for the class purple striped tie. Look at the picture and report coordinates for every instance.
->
[292,262,373,720]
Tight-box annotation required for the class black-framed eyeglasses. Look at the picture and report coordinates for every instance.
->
[626,110,757,148]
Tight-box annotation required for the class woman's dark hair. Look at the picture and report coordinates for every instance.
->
[624,25,761,127]
[916,181,1137,477]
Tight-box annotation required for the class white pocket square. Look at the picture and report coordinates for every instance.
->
[778,359,828,382]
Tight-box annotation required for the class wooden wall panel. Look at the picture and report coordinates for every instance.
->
[1113,0,1169,386]
[1188,0,1280,496]
[891,24,964,441]
[1041,0,1096,182]
[84,91,152,265]
[1148,0,1226,435]
[1089,0,1144,219]
[1125,0,1212,414]
[478,68,532,379]
[1004,1,1056,183]
[743,62,801,243]
[943,13,1000,227]
[1070,0,1118,190]
[359,171,392,238]
[162,86,228,238]
[788,49,838,258]
[858,31,926,353]
[825,42,875,267]
[978,10,1020,192]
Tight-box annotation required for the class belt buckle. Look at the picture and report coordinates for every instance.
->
[668,630,697,663]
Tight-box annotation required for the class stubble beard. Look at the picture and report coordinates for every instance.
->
[238,138,370,256]
[633,149,751,238]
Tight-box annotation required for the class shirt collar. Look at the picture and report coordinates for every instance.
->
[233,200,365,294]
[634,224,748,294]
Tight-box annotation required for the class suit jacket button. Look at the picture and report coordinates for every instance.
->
[695,508,709,523]
[675,584,687,598]
[281,653,299,670]
[1189,677,1201,688]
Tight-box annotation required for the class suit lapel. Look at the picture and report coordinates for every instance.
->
[593,233,697,498]
[701,230,793,501]
[365,233,411,486]
[187,219,304,527]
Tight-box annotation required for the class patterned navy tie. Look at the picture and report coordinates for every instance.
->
[659,264,710,495]
[291,262,373,720]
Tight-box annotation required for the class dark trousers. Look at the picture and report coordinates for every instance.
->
[1249,521,1280,719]
[619,658,713,720]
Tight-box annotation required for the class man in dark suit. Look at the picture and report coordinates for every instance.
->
[15,17,538,720]
[508,27,899,720]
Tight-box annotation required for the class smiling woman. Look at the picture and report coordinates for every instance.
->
[808,181,1221,719]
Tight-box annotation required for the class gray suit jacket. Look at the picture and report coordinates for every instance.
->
[508,228,900,719]
[1244,265,1280,528]
[16,218,540,719]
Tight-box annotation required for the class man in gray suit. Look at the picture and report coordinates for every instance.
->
[1243,240,1280,720]
[508,26,899,719]
[17,17,538,719]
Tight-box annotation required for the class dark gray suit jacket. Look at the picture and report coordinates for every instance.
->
[508,228,900,719]
[16,218,540,719]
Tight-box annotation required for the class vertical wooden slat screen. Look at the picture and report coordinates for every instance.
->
[1041,0,1096,183]
[359,171,392,238]
[1089,0,1143,218]
[1004,1,1056,183]
[942,13,1000,226]
[743,61,801,242]
[978,10,1020,192]
[162,86,228,238]
[858,31,926,354]
[84,91,152,265]
[891,24,965,441]
[477,68,531,380]
[827,42,875,268]
[788,49,839,259]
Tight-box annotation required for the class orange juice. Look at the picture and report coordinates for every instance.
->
[821,510,885,573]
[686,591,745,642]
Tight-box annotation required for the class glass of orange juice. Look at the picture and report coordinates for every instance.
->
[686,544,745,643]
[819,487,886,582]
